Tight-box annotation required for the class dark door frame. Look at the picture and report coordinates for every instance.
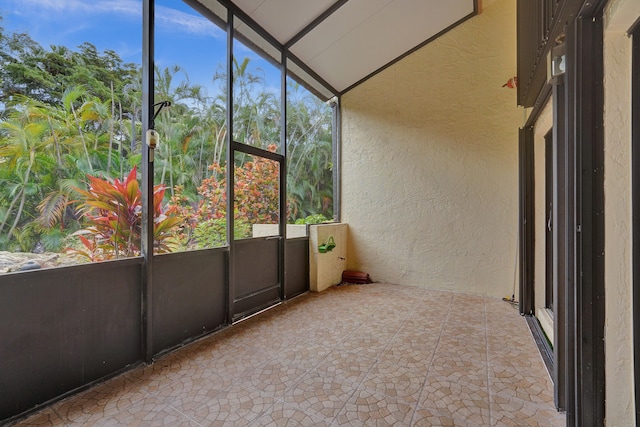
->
[225,9,287,322]
[571,11,606,426]
[519,126,535,316]
[549,5,606,425]
[545,129,554,311]
[230,142,285,322]
[552,71,570,413]
[631,17,640,426]
[552,7,606,426]
[517,1,606,424]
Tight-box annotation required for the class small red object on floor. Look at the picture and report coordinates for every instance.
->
[341,270,372,284]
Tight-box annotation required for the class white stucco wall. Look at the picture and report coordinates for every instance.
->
[340,0,520,297]
[309,223,348,292]
[603,0,639,424]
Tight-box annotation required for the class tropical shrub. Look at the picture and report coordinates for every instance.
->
[294,213,331,225]
[191,218,251,248]
[169,145,283,248]
[69,167,182,261]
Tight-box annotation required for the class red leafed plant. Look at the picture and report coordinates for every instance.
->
[195,151,280,224]
[69,167,183,261]
[168,145,284,248]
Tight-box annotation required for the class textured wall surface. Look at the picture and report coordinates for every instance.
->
[309,223,348,292]
[603,0,637,423]
[340,0,520,297]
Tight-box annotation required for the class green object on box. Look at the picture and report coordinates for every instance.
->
[318,235,336,253]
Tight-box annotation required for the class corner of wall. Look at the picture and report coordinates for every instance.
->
[341,0,520,297]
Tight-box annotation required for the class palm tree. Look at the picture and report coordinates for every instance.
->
[153,65,206,196]
[58,86,95,173]
[285,80,334,219]
[230,57,280,150]
[0,113,50,247]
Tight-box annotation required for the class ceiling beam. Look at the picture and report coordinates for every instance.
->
[216,0,284,51]
[284,0,350,49]
[286,51,339,97]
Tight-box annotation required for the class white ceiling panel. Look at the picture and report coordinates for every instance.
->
[231,0,337,44]
[290,0,393,60]
[290,0,474,92]
[224,0,476,94]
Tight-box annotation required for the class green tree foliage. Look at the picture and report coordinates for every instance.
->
[0,19,333,255]
[0,21,144,251]
[231,57,280,150]
[286,81,334,219]
[0,18,137,110]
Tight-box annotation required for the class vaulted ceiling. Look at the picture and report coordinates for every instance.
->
[195,0,477,96]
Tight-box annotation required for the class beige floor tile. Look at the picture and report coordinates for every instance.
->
[410,310,451,324]
[334,388,416,426]
[50,375,154,424]
[297,327,351,348]
[441,322,487,338]
[350,321,402,338]
[388,326,440,346]
[8,284,565,427]
[432,339,487,360]
[252,401,333,427]
[429,356,488,386]
[282,369,358,420]
[200,345,276,380]
[378,343,435,373]
[153,364,235,403]
[275,340,333,368]
[491,392,565,427]
[488,352,547,373]
[371,307,414,324]
[411,406,457,427]
[338,329,395,358]
[247,359,310,398]
[360,359,426,402]
[87,395,198,427]
[15,409,65,427]
[419,377,491,426]
[172,383,275,426]
[488,366,554,404]
[311,348,376,385]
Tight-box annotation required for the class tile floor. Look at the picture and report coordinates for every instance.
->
[16,283,564,426]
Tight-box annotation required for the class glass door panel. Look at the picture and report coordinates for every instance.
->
[233,151,280,239]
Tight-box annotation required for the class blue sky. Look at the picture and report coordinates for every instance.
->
[0,0,281,98]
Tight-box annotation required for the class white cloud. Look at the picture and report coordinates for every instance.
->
[12,0,223,38]
[155,6,224,39]
[19,0,140,15]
